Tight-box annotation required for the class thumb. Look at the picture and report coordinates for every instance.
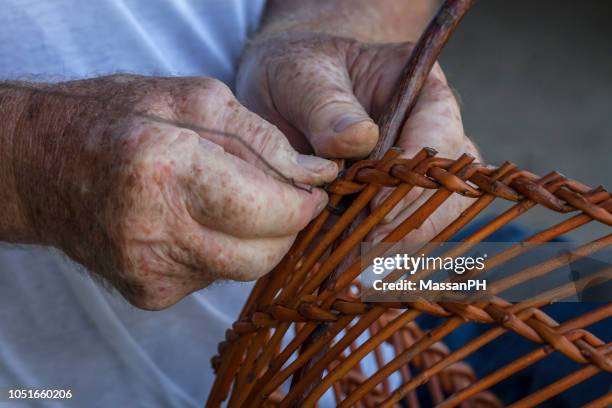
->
[267,47,379,159]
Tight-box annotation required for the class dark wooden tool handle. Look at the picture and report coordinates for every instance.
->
[369,0,476,160]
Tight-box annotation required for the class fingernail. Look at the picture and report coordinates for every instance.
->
[333,115,371,133]
[297,154,335,174]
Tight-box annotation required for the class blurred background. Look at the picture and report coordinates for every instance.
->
[437,0,611,240]
[415,5,611,404]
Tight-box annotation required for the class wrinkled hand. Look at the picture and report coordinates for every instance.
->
[238,33,481,242]
[18,76,337,309]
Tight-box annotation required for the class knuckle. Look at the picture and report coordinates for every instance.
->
[197,77,235,101]
[183,78,238,118]
[135,91,174,117]
[254,124,286,157]
[306,91,350,120]
[126,125,197,168]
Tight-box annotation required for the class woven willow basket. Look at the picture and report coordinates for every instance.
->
[207,1,612,406]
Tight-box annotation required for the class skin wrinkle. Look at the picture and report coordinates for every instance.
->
[368,45,414,118]
[355,53,385,114]
[351,47,377,110]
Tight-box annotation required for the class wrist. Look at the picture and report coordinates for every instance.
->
[257,0,438,43]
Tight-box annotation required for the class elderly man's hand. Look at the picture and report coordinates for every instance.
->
[238,21,481,243]
[2,76,336,309]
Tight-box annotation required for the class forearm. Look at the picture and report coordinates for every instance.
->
[0,82,85,247]
[0,81,122,265]
[260,0,439,42]
[0,83,39,242]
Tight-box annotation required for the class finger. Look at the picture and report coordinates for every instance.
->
[183,227,297,282]
[371,185,425,224]
[222,102,339,186]
[380,68,478,222]
[173,78,338,186]
[369,191,475,244]
[395,64,466,160]
[121,229,295,309]
[182,136,329,238]
[368,54,477,223]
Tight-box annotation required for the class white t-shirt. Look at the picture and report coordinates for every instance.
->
[0,1,265,407]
